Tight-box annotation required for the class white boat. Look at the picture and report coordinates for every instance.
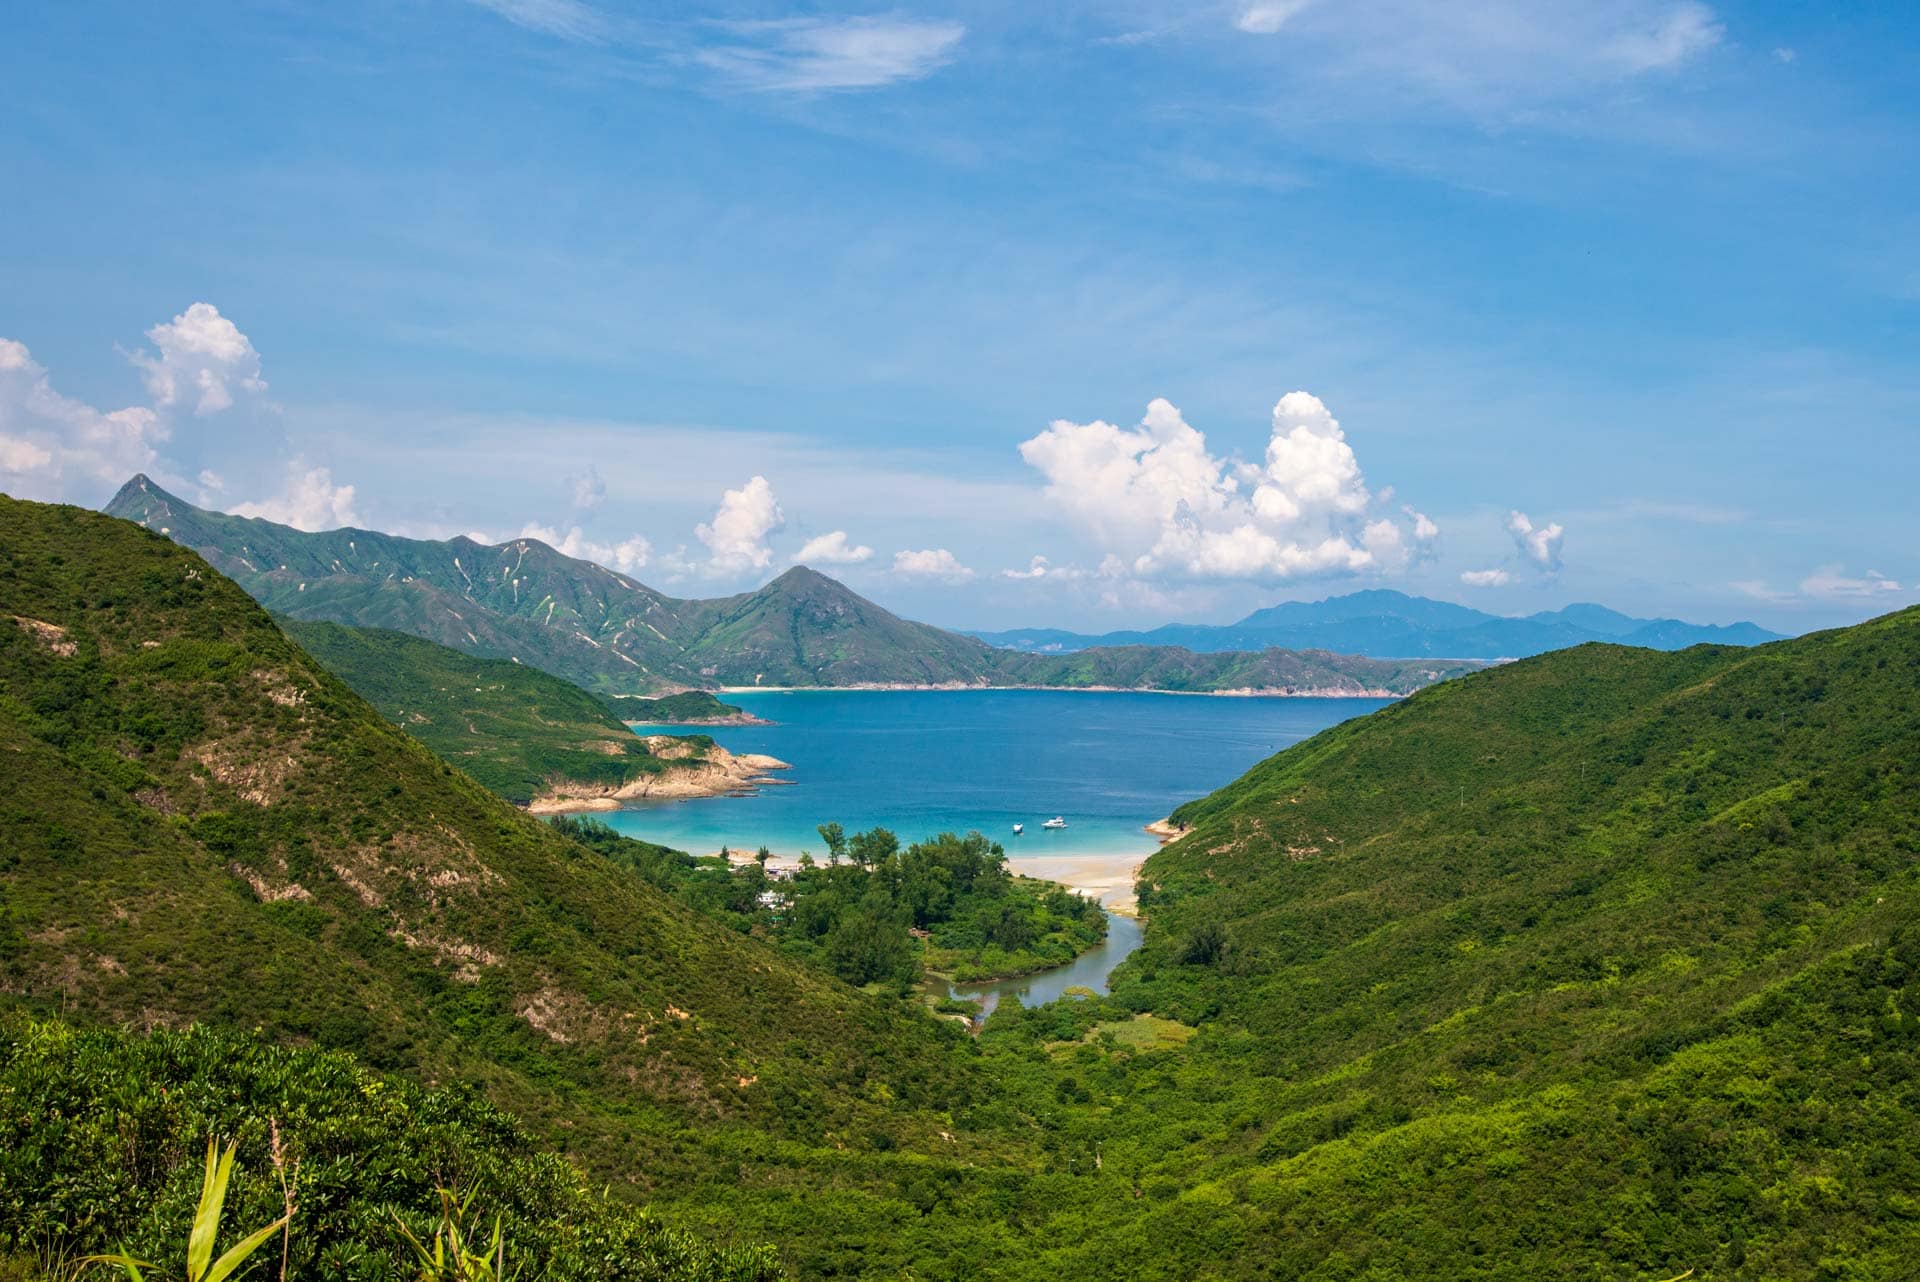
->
[1041,816,1067,830]
[1011,823,1025,835]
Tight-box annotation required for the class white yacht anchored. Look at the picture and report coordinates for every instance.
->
[1041,816,1067,830]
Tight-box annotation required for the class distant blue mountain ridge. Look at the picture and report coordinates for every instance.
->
[967,589,1787,661]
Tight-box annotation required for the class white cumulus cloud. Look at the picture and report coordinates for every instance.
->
[893,548,974,582]
[230,463,361,532]
[696,475,784,574]
[1019,393,1428,583]
[128,303,267,417]
[519,521,652,574]
[794,530,874,565]
[1461,568,1512,587]
[698,16,964,91]
[1001,555,1083,581]
[1507,510,1566,571]
[0,336,168,501]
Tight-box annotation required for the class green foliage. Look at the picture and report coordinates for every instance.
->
[2,1019,776,1282]
[614,691,757,724]
[391,1188,511,1282]
[17,490,1920,1278]
[770,829,1108,986]
[545,820,1108,989]
[87,1139,288,1282]
[282,619,710,805]
[0,494,979,1267]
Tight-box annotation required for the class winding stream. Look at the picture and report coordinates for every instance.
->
[945,911,1144,1023]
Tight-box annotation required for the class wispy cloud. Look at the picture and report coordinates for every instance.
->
[1222,0,1726,120]
[1603,1,1722,73]
[1800,567,1902,601]
[1235,2,1315,36]
[464,0,604,42]
[696,15,964,92]
[1732,568,1906,607]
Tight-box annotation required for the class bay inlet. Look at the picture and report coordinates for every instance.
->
[604,688,1389,1008]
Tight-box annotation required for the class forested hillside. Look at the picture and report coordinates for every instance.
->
[0,494,986,1273]
[959,613,1920,1278]
[659,612,1920,1278]
[282,619,715,803]
[7,489,1917,1279]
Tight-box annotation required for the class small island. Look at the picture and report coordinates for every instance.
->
[613,690,772,725]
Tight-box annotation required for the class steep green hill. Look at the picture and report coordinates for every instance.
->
[104,476,1481,697]
[943,614,1920,1278]
[0,495,977,1223]
[677,565,1004,688]
[280,619,710,804]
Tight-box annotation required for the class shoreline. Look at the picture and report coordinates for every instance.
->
[717,683,1406,699]
[526,740,793,815]
[1145,816,1190,843]
[718,836,1159,917]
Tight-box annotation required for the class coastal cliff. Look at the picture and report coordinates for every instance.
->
[527,737,792,813]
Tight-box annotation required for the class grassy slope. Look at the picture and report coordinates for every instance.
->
[0,496,983,1213]
[282,619,706,804]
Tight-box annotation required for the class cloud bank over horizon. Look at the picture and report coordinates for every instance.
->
[1,305,1907,631]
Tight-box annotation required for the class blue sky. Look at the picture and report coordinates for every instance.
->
[1,1,1914,632]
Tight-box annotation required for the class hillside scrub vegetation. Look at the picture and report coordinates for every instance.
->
[283,619,712,804]
[7,491,1920,1278]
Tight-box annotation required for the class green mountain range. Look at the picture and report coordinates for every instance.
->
[8,488,1917,1279]
[973,587,1786,659]
[104,475,1481,697]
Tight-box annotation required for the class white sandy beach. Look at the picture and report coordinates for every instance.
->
[722,845,1149,912]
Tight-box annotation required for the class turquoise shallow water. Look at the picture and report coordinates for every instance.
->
[603,688,1390,864]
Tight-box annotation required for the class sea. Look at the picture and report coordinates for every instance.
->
[605,687,1389,869]
[604,687,1391,1013]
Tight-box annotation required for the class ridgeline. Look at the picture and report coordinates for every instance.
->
[105,475,1481,698]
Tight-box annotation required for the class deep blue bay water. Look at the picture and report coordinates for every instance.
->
[607,688,1389,865]
[603,688,1390,1010]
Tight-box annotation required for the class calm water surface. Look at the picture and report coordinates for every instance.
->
[603,688,1389,1010]
[607,688,1387,860]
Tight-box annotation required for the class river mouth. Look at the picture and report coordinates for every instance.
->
[943,910,1144,1026]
